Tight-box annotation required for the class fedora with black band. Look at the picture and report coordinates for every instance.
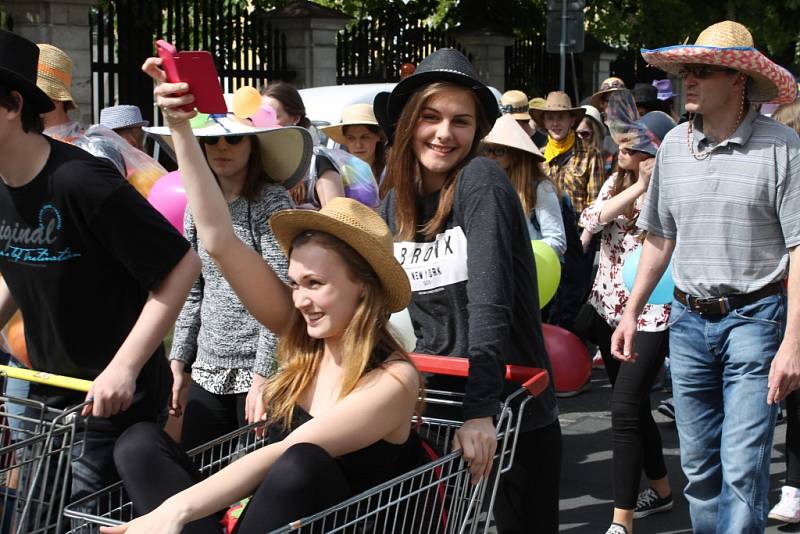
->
[529,91,586,125]
[373,48,499,144]
[144,97,312,189]
[641,20,797,103]
[270,197,411,313]
[0,30,55,114]
[499,90,530,121]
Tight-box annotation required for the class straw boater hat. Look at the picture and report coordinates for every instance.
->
[590,77,626,109]
[529,91,586,124]
[641,20,797,103]
[144,94,312,189]
[36,43,76,110]
[499,90,531,120]
[373,48,500,144]
[270,197,411,313]
[0,30,54,114]
[319,103,380,146]
[100,105,149,130]
[483,114,545,162]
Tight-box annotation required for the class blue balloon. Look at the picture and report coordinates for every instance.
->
[621,247,674,305]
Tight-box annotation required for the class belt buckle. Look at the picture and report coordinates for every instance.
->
[693,296,730,315]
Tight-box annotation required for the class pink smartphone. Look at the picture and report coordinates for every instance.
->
[155,40,227,114]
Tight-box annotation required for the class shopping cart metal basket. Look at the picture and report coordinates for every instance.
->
[64,354,550,534]
[0,365,92,534]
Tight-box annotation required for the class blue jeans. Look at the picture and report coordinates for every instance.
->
[669,293,786,534]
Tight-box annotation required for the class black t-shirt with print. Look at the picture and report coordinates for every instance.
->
[0,138,189,419]
[380,157,558,432]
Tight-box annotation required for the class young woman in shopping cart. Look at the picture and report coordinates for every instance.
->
[374,48,561,533]
[101,60,428,534]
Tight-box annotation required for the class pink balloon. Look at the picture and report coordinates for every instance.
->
[542,324,591,394]
[250,105,279,128]
[147,170,187,235]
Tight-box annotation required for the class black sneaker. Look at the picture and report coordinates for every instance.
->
[657,398,675,420]
[634,487,673,518]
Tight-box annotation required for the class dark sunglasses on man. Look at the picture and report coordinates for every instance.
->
[201,135,246,146]
[677,64,737,80]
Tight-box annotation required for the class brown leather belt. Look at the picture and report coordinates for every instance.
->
[673,282,784,316]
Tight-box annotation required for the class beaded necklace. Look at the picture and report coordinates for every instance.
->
[687,92,746,161]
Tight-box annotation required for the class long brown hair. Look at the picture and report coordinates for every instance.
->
[488,144,556,215]
[200,136,273,201]
[342,124,387,181]
[380,82,491,240]
[263,231,421,429]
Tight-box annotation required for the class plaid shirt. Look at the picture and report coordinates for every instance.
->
[545,139,605,222]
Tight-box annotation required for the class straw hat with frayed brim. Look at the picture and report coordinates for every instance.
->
[530,91,586,124]
[319,103,380,146]
[641,20,797,104]
[36,43,77,110]
[270,197,411,313]
[374,48,499,145]
[0,30,54,114]
[144,113,312,189]
[483,114,544,162]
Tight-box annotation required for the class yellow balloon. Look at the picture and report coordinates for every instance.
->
[232,86,262,119]
[531,240,561,307]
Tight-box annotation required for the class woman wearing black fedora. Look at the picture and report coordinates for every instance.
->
[375,48,561,533]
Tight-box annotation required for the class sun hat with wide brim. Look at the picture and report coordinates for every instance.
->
[641,20,797,104]
[529,91,586,125]
[590,77,626,109]
[36,43,77,110]
[500,90,531,120]
[319,103,381,146]
[144,106,312,189]
[373,48,500,145]
[483,114,545,162]
[270,197,411,313]
[0,30,54,114]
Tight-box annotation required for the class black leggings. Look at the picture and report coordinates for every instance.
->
[114,423,351,533]
[592,309,669,509]
[785,390,800,488]
[180,381,248,451]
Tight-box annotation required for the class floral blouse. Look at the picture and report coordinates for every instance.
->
[580,174,670,331]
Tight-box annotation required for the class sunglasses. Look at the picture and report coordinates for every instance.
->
[677,65,736,80]
[201,135,246,146]
[482,146,507,158]
[576,130,592,139]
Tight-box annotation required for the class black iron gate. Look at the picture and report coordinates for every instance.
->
[90,0,293,125]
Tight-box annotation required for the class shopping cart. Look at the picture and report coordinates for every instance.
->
[0,364,92,534]
[63,354,550,534]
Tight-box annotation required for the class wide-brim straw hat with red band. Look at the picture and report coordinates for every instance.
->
[529,91,586,124]
[270,197,411,313]
[641,20,797,104]
[36,43,77,110]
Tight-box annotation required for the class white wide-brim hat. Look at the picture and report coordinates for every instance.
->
[145,114,312,189]
[483,114,545,161]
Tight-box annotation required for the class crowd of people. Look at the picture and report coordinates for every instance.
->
[0,16,799,534]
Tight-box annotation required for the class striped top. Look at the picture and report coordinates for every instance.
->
[638,108,800,297]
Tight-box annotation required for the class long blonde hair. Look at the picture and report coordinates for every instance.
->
[379,82,491,241]
[263,231,419,429]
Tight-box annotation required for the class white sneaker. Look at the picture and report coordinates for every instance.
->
[769,485,800,523]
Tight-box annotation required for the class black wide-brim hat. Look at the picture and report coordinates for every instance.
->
[0,30,55,114]
[374,48,499,145]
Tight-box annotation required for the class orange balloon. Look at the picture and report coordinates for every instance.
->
[233,86,262,119]
[7,318,30,369]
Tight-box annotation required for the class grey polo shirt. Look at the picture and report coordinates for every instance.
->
[638,108,800,297]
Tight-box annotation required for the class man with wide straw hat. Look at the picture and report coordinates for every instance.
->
[612,20,800,533]
[532,90,604,334]
[0,29,200,514]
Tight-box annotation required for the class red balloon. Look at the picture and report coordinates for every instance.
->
[542,323,590,394]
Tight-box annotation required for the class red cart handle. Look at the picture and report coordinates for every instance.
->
[409,354,550,397]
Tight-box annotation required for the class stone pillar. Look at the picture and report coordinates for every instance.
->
[6,0,96,125]
[449,30,515,92]
[265,1,350,89]
[582,50,619,97]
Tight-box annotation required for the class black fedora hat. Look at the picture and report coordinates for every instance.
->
[374,48,499,145]
[0,30,55,114]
